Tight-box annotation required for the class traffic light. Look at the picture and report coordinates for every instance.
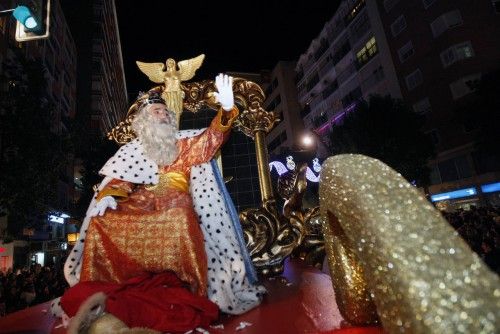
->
[14,0,51,42]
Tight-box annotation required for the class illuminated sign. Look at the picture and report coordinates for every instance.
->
[49,214,64,224]
[0,247,5,253]
[481,182,500,193]
[269,156,322,183]
[430,187,477,202]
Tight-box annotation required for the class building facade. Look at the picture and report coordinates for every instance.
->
[295,0,500,209]
[377,0,500,209]
[0,0,77,268]
[264,61,306,156]
[296,0,402,157]
[90,0,128,135]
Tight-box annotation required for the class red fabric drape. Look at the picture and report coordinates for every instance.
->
[61,272,218,332]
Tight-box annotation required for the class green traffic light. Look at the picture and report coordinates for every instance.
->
[13,5,38,30]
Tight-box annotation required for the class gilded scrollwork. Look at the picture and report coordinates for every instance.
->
[240,199,298,276]
[107,78,279,144]
[278,164,325,269]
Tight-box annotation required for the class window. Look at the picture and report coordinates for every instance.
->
[413,97,431,114]
[431,10,463,37]
[384,0,400,12]
[356,37,378,68]
[398,41,414,63]
[405,69,423,91]
[449,73,481,99]
[422,0,436,9]
[492,0,500,13]
[440,41,474,67]
[391,15,407,37]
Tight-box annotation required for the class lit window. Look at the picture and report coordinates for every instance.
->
[356,37,378,67]
[405,69,423,91]
[449,73,481,99]
[440,41,474,68]
[391,15,407,37]
[398,41,414,63]
[431,10,463,37]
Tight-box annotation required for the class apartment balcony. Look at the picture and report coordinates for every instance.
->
[344,0,366,26]
[309,94,324,111]
[322,80,339,100]
[305,73,321,94]
[331,41,351,66]
[314,40,330,61]
[327,20,346,44]
[337,62,357,85]
[360,66,385,93]
[319,58,335,79]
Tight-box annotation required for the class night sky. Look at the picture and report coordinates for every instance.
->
[115,1,340,97]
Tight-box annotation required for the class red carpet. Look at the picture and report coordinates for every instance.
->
[0,259,383,333]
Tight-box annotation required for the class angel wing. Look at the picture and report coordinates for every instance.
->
[136,61,165,84]
[305,167,320,183]
[269,161,288,176]
[177,54,205,81]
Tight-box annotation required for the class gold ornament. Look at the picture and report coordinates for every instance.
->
[136,54,205,121]
[322,211,379,325]
[279,164,324,269]
[319,154,500,333]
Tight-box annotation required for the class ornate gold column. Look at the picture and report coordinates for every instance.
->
[233,80,278,202]
[254,131,273,202]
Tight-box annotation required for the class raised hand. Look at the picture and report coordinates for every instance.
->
[213,74,234,111]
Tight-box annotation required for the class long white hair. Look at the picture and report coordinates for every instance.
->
[131,104,179,166]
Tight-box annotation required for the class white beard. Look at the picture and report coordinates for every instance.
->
[131,107,179,166]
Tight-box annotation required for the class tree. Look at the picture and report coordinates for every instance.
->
[0,57,72,237]
[329,95,435,186]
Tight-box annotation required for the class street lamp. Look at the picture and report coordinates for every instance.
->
[301,130,331,159]
[302,134,314,147]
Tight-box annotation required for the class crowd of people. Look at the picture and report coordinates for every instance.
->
[0,263,68,316]
[443,206,500,274]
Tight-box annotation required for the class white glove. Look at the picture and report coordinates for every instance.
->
[213,73,234,111]
[89,196,117,217]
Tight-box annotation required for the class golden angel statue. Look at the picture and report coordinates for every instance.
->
[136,54,205,120]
